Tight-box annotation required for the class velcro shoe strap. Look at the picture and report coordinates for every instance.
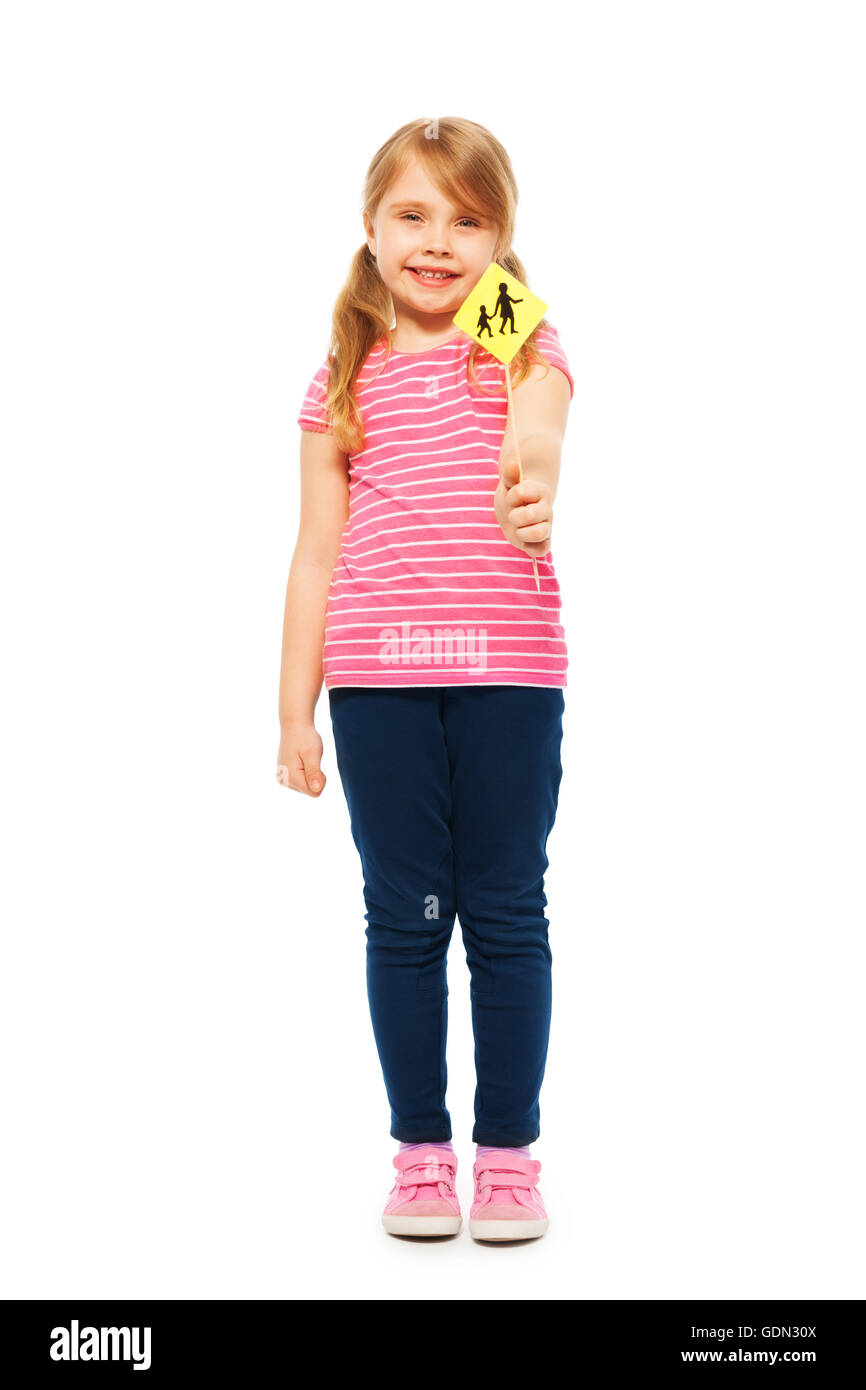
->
[475,1152,541,1187]
[395,1161,455,1188]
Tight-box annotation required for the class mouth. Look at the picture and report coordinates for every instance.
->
[407,266,461,285]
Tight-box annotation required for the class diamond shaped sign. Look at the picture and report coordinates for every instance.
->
[452,261,548,364]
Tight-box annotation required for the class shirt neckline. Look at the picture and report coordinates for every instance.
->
[377,331,466,357]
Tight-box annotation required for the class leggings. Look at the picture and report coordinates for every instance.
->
[328,684,565,1147]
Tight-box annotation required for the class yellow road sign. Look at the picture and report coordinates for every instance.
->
[452,261,548,364]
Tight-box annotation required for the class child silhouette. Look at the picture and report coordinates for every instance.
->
[475,304,495,338]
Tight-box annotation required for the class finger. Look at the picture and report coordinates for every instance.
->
[276,755,313,794]
[506,479,545,505]
[514,521,552,544]
[510,501,551,529]
[520,538,552,558]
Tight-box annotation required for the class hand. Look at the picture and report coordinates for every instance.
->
[277,720,326,797]
[494,455,554,557]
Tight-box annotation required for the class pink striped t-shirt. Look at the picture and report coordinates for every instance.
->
[296,322,574,689]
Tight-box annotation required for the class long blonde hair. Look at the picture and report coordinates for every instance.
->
[318,117,557,456]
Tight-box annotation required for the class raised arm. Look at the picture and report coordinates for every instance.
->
[277,429,349,796]
[494,357,571,557]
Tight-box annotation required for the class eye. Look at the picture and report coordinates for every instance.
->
[401,213,480,228]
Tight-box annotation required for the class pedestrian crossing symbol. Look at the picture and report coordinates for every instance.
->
[452,261,548,364]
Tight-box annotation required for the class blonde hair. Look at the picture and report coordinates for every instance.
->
[318,116,556,456]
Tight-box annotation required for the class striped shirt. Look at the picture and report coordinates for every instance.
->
[297,323,574,689]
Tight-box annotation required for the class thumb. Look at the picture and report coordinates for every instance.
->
[301,750,326,795]
[499,454,521,489]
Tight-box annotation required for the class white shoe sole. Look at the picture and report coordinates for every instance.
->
[469,1217,549,1241]
[383,1214,462,1236]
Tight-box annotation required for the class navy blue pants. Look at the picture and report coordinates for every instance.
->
[328,684,565,1146]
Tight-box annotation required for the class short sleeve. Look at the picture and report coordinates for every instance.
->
[533,322,574,400]
[297,357,335,434]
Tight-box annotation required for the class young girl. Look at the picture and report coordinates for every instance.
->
[278,117,573,1241]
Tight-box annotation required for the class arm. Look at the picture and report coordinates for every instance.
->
[277,428,349,796]
[494,359,571,556]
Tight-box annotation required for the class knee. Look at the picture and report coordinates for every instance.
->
[365,906,455,961]
[457,894,551,955]
[457,872,549,928]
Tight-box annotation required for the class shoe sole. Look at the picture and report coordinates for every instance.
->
[383,1214,462,1236]
[469,1217,549,1241]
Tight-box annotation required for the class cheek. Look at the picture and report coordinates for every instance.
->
[378,237,408,271]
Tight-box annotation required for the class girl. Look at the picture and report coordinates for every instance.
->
[278,117,573,1241]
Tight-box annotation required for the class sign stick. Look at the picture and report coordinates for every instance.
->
[453,260,550,596]
[503,364,541,593]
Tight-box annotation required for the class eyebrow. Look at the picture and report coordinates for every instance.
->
[387,199,483,217]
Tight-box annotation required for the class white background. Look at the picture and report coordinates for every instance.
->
[1,1,863,1301]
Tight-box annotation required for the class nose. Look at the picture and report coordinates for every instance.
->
[422,226,453,257]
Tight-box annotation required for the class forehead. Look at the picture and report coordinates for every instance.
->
[383,157,461,211]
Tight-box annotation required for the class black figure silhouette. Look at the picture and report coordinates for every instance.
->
[492,281,523,335]
[475,304,495,338]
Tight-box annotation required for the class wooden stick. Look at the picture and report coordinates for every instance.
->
[504,362,541,592]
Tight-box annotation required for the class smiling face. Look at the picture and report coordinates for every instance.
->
[364,154,499,345]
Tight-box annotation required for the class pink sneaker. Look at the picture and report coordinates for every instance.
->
[382,1147,462,1236]
[469,1150,549,1240]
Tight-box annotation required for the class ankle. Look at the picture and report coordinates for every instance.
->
[399,1139,454,1152]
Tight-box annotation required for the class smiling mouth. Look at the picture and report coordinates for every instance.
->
[407,267,460,282]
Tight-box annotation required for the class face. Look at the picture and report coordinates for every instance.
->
[364,154,499,337]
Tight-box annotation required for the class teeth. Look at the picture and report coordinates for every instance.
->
[413,269,453,279]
